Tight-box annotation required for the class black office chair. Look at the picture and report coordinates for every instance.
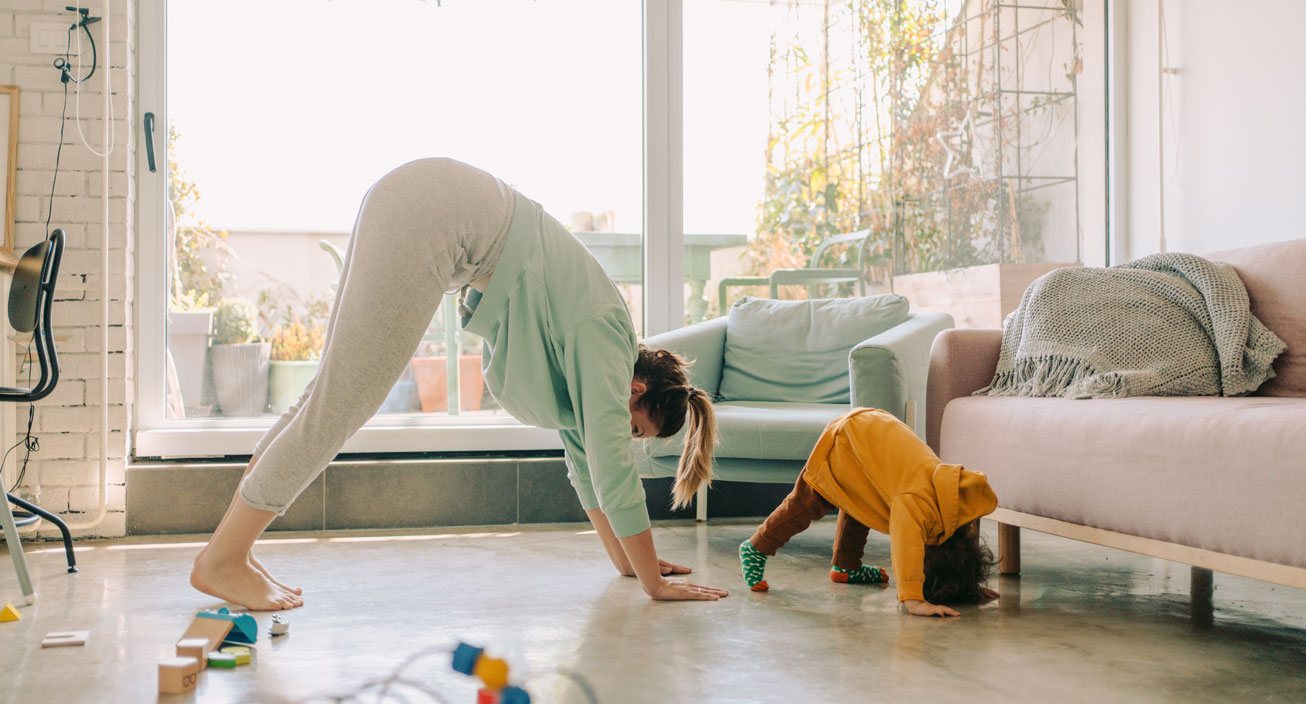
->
[1,230,76,605]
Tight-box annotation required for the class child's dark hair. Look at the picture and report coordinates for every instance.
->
[922,519,996,604]
[632,345,717,509]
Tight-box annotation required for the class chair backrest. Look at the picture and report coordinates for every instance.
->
[4,230,64,401]
[808,229,870,269]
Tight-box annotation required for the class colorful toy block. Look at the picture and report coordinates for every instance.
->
[476,688,500,704]
[197,606,258,644]
[499,686,531,704]
[175,637,210,667]
[0,602,20,622]
[452,642,484,676]
[219,645,252,665]
[179,614,234,654]
[158,656,200,694]
[270,614,289,636]
[208,651,238,669]
[474,656,509,690]
[41,631,89,648]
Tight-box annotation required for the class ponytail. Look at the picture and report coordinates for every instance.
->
[633,345,719,510]
[670,387,716,509]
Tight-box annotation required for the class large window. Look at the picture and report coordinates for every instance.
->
[683,0,1106,326]
[137,0,1107,456]
[137,0,644,455]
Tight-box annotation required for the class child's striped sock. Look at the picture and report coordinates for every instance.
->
[739,540,770,591]
[830,565,887,584]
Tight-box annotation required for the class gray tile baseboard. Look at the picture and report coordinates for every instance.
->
[126,457,792,535]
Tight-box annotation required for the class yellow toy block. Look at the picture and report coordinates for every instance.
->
[219,645,252,665]
[473,656,509,690]
[0,602,19,622]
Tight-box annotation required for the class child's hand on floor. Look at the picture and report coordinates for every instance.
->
[980,587,999,601]
[903,599,961,618]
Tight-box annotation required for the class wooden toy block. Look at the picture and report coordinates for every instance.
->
[179,615,234,654]
[476,688,501,704]
[0,602,20,622]
[41,631,89,648]
[269,614,289,637]
[176,637,210,666]
[499,686,531,704]
[452,642,483,675]
[219,645,252,665]
[158,657,200,694]
[197,606,258,644]
[208,652,238,669]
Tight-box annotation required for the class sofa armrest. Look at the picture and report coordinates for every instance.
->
[925,328,1003,454]
[849,312,954,435]
[642,316,728,397]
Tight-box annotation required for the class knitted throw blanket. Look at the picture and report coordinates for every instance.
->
[976,253,1287,398]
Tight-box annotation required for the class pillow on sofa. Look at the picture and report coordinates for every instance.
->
[1208,238,1306,397]
[719,295,910,404]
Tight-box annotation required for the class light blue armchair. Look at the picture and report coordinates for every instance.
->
[637,295,953,521]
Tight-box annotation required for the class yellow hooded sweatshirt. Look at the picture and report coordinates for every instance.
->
[802,408,998,602]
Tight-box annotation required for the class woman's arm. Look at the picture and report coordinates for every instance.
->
[617,528,728,601]
[586,508,693,578]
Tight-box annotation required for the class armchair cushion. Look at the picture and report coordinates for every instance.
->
[719,294,909,404]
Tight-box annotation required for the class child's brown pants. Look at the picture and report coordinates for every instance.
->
[749,469,871,572]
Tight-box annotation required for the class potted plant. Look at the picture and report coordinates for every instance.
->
[210,297,271,417]
[166,290,215,418]
[267,317,324,415]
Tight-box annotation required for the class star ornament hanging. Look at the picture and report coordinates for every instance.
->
[936,111,980,180]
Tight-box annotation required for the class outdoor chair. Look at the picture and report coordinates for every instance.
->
[717,228,889,306]
[1,229,77,605]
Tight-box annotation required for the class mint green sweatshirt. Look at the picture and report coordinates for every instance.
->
[461,192,651,538]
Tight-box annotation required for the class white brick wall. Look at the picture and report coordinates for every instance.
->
[2,0,135,538]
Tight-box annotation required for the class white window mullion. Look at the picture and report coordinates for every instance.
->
[135,0,168,435]
[643,0,684,337]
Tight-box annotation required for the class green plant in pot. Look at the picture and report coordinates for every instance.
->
[267,317,324,415]
[210,297,271,417]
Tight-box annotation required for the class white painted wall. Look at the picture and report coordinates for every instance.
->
[1124,0,1306,259]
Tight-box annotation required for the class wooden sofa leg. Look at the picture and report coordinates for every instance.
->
[1191,566,1214,624]
[998,523,1021,575]
[695,483,708,523]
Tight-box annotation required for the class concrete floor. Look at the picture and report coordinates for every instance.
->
[1,520,1305,703]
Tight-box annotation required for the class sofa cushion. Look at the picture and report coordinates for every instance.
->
[940,395,1306,569]
[642,401,848,462]
[1207,238,1306,397]
[719,295,909,403]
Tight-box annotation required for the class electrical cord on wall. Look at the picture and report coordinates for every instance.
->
[5,342,41,494]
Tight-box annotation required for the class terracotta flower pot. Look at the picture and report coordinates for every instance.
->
[410,355,485,413]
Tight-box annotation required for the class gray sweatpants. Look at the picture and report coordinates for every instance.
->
[240,158,514,513]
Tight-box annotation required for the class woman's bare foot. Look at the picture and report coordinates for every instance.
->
[250,552,303,596]
[190,550,302,611]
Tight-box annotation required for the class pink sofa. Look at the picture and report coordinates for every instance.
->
[926,238,1306,589]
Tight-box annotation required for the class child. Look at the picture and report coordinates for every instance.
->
[739,407,999,617]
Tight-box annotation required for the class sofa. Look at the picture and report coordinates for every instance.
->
[639,295,954,520]
[926,238,1306,590]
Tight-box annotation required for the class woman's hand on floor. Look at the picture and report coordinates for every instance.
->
[648,578,730,601]
[618,559,691,578]
[904,599,960,617]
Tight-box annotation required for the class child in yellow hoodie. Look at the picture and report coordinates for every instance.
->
[740,407,999,617]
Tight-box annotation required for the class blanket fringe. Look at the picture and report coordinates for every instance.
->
[975,356,1129,399]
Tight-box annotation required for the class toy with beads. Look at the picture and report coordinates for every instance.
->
[451,642,531,704]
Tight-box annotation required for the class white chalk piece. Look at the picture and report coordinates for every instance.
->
[269,615,289,636]
[42,630,90,648]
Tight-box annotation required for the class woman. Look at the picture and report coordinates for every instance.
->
[190,158,726,610]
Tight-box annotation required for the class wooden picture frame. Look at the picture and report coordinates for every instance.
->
[0,85,18,269]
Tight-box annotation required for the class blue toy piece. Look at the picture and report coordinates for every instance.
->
[451,642,484,676]
[499,685,531,704]
[196,606,259,645]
